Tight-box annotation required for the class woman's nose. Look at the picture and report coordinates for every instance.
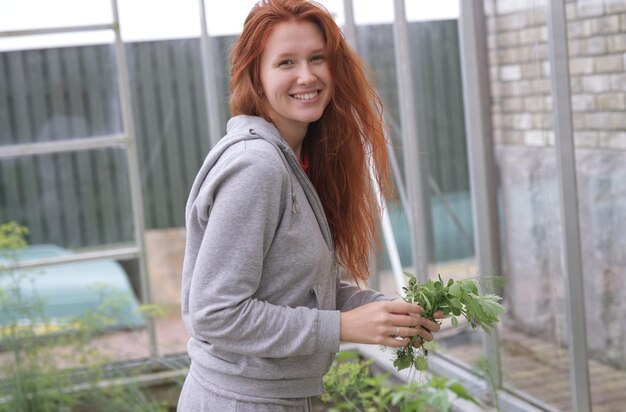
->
[297,64,316,85]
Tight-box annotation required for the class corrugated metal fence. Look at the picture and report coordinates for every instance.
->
[0,21,472,261]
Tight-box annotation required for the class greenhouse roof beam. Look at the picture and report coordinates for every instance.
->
[0,134,127,158]
[0,24,114,38]
[1,244,140,271]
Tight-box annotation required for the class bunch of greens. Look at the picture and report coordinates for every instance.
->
[394,273,506,372]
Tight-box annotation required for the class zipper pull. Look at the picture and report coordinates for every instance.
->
[292,193,300,215]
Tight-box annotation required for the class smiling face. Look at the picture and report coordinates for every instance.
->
[259,20,333,149]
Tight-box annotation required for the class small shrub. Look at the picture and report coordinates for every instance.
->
[0,222,171,411]
[321,351,480,412]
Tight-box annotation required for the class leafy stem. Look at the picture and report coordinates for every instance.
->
[393,273,506,372]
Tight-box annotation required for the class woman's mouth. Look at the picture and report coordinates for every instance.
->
[292,91,319,101]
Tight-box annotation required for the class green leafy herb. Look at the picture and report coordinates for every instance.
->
[393,273,506,372]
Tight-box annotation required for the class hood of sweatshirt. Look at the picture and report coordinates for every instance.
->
[187,114,333,250]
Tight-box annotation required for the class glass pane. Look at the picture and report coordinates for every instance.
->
[0,42,122,144]
[126,38,211,230]
[352,0,405,296]
[568,0,626,410]
[407,8,479,380]
[142,231,189,357]
[0,151,155,406]
[0,149,134,250]
[0,0,112,32]
[0,251,160,409]
[489,0,573,409]
[118,0,200,42]
[406,0,459,22]
[353,0,395,26]
[353,0,482,378]
[204,0,262,36]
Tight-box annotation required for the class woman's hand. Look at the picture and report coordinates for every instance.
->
[412,310,443,348]
[339,300,442,348]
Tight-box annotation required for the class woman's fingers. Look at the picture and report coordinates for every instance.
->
[388,313,422,328]
[417,327,434,342]
[391,324,433,341]
[385,312,442,348]
[393,325,434,340]
[386,299,424,315]
[419,317,441,333]
[381,336,412,348]
[388,313,442,333]
[391,325,413,337]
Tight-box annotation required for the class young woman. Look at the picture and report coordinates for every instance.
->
[178,1,441,410]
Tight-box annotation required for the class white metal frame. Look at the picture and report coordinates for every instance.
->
[199,0,223,148]
[0,134,127,158]
[392,0,431,282]
[457,0,502,392]
[546,0,591,409]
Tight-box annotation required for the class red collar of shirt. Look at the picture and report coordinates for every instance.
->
[300,153,309,173]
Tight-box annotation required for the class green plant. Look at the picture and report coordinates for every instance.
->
[390,376,478,412]
[0,222,171,411]
[0,223,73,411]
[474,357,500,412]
[321,351,479,412]
[394,273,506,372]
[321,352,393,411]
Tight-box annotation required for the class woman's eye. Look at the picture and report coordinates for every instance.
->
[311,55,325,63]
[279,59,295,67]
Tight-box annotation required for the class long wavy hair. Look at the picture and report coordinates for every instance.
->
[229,0,392,285]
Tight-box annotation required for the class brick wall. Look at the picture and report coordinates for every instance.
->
[486,0,626,368]
[488,0,626,149]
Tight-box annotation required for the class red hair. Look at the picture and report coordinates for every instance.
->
[229,0,393,284]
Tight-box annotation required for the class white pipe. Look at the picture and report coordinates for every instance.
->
[368,158,406,297]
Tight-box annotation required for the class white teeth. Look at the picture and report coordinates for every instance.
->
[293,91,318,100]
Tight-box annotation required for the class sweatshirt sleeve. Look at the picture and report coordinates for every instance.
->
[335,277,392,312]
[183,145,340,358]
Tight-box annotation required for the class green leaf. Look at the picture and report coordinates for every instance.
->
[448,382,480,405]
[391,391,404,406]
[335,351,359,361]
[428,376,447,389]
[418,291,432,310]
[450,316,458,327]
[449,297,462,309]
[414,356,428,370]
[466,281,479,294]
[403,272,416,279]
[428,390,451,412]
[449,282,462,298]
[394,356,412,371]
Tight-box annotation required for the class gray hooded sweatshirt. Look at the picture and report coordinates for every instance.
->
[181,115,388,399]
